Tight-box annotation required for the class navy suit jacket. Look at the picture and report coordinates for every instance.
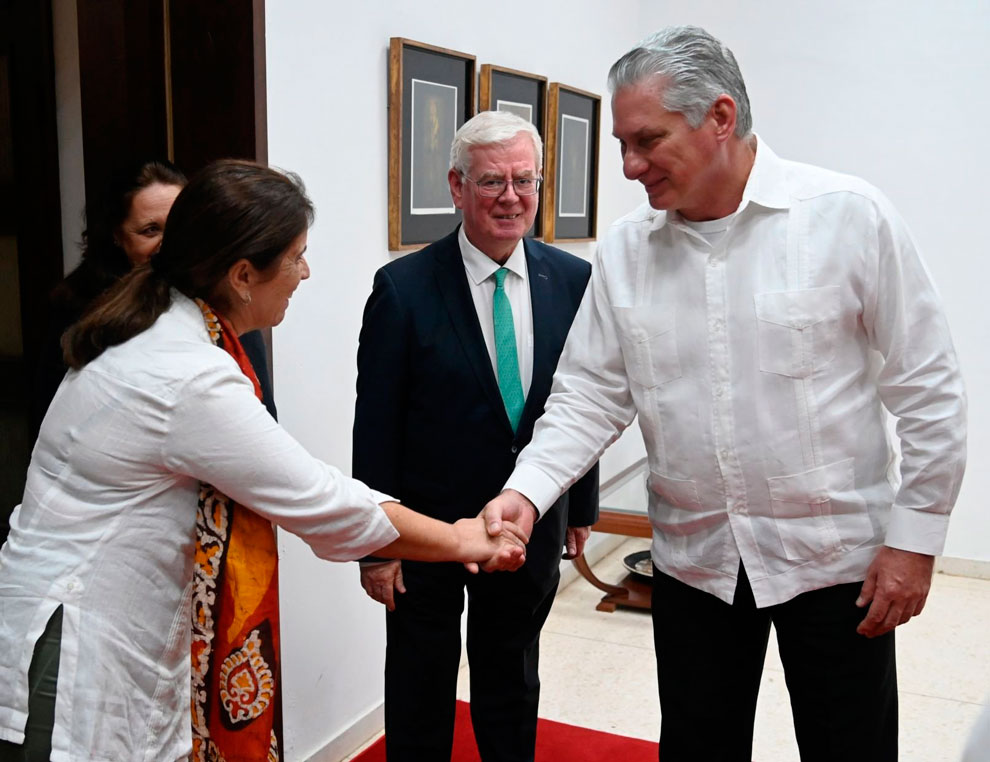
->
[353,229,598,593]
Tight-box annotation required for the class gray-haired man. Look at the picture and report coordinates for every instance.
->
[354,111,598,761]
[482,25,966,761]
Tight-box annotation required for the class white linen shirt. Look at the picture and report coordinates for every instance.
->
[459,226,534,396]
[0,292,398,761]
[506,139,966,607]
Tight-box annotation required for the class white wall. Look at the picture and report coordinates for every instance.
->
[266,1,990,758]
[51,0,86,274]
[265,2,645,759]
[635,0,990,562]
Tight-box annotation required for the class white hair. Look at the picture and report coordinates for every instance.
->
[449,111,543,175]
[608,25,753,137]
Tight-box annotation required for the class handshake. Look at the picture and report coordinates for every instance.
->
[361,490,542,611]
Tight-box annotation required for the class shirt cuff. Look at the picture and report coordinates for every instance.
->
[359,558,395,568]
[370,488,397,506]
[505,463,564,518]
[884,507,951,556]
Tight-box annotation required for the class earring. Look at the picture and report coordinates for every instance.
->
[240,291,252,305]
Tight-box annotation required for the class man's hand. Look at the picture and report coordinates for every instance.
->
[360,560,406,612]
[463,490,538,573]
[480,489,538,540]
[856,546,935,638]
[562,526,592,559]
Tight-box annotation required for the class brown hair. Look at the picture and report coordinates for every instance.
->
[64,160,314,369]
[52,159,187,317]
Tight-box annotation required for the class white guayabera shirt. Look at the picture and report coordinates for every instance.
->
[507,139,967,608]
[0,292,398,761]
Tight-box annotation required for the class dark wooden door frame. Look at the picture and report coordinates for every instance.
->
[75,0,272,382]
[0,0,65,533]
[3,0,65,380]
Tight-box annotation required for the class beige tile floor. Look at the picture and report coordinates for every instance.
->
[453,538,990,762]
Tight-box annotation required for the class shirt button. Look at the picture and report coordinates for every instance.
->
[511,445,518,454]
[714,387,723,398]
[720,449,729,459]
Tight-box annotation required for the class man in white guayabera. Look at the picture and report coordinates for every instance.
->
[479,25,967,762]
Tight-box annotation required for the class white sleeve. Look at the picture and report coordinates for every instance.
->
[864,192,967,555]
[162,366,399,561]
[506,244,639,514]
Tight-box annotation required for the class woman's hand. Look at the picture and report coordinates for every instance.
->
[452,516,527,572]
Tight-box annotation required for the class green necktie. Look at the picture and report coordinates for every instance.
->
[493,267,525,432]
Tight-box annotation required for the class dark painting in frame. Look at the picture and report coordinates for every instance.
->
[543,83,600,243]
[388,38,476,250]
[479,64,548,238]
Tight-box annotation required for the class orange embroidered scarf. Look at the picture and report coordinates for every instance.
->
[191,299,282,762]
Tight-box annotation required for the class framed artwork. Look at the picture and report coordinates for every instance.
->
[479,64,548,238]
[543,83,600,242]
[388,38,476,250]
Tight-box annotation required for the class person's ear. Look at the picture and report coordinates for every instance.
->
[226,259,255,305]
[449,167,465,210]
[709,94,738,142]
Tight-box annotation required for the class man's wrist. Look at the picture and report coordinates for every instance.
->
[504,465,562,518]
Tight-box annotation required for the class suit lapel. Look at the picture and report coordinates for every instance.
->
[523,241,554,429]
[432,231,510,429]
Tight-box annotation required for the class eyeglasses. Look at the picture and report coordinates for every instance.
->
[460,173,542,197]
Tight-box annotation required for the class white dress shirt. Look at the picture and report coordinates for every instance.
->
[459,225,534,396]
[0,292,398,761]
[506,139,966,607]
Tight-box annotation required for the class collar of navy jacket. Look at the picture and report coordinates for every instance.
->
[431,226,563,438]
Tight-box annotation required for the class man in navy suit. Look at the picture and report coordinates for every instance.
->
[353,111,599,762]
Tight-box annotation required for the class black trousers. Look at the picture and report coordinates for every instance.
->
[651,565,897,762]
[0,607,62,762]
[383,561,557,762]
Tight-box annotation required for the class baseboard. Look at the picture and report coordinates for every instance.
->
[936,555,990,580]
[304,702,383,762]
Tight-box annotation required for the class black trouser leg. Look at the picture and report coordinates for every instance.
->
[772,581,898,762]
[651,566,770,762]
[384,562,466,762]
[465,572,558,762]
[0,606,62,762]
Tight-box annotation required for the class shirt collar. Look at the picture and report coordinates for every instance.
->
[737,135,791,211]
[169,288,214,342]
[458,225,527,285]
[649,134,791,233]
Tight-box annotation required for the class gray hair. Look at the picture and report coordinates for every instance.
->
[449,111,543,175]
[607,25,752,137]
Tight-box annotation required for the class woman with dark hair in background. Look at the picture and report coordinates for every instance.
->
[0,160,528,762]
[33,159,278,433]
[34,159,184,429]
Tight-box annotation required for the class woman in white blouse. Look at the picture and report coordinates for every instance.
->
[0,160,526,762]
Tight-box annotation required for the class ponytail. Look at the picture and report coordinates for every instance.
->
[62,266,172,369]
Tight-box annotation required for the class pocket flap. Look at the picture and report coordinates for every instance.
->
[767,457,854,504]
[754,286,839,329]
[613,305,676,343]
[648,471,702,510]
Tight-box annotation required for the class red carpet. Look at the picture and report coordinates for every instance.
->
[352,700,658,761]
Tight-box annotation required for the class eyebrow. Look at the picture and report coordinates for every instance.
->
[476,171,537,180]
